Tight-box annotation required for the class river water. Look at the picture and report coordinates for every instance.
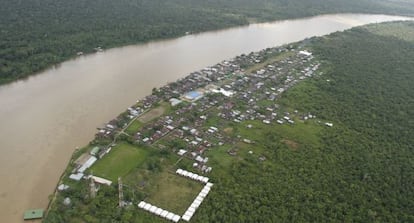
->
[0,14,411,222]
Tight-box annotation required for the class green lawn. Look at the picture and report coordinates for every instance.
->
[90,143,149,181]
[236,119,322,149]
[207,144,236,169]
[125,120,144,135]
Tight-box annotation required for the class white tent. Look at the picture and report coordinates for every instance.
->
[155,208,163,216]
[166,213,174,220]
[206,182,214,187]
[149,206,157,213]
[193,199,202,206]
[187,207,196,213]
[182,214,191,222]
[194,194,207,203]
[138,201,146,208]
[176,169,183,174]
[190,202,199,209]
[143,203,152,211]
[161,210,169,218]
[198,192,206,199]
[172,215,181,222]
[184,209,194,217]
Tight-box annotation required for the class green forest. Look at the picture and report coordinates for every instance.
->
[1,0,414,84]
[45,22,414,222]
[192,22,414,222]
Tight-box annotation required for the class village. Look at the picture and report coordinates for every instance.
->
[50,43,335,222]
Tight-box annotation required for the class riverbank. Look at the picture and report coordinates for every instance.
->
[0,14,411,223]
[2,0,414,85]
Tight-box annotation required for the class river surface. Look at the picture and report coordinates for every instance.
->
[0,14,411,222]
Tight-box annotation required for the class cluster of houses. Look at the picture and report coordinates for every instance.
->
[74,44,324,184]
[117,47,324,177]
[96,94,160,140]
[208,49,320,127]
[93,43,322,147]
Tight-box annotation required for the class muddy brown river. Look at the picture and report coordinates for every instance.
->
[0,14,411,222]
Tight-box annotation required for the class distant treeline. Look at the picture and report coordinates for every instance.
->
[1,0,414,84]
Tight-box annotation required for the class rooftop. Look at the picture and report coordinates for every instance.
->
[23,209,43,220]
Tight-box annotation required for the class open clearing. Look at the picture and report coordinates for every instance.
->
[138,106,165,123]
[282,139,299,150]
[245,51,294,73]
[145,170,204,214]
[90,143,149,181]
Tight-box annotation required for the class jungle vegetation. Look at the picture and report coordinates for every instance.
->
[2,0,414,84]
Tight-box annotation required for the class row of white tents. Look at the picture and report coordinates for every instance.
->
[176,169,209,183]
[138,201,181,222]
[182,182,213,222]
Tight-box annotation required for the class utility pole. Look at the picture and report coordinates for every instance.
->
[89,175,96,198]
[118,177,124,208]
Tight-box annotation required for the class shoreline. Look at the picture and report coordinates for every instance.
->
[1,12,410,87]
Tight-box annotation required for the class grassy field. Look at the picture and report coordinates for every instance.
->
[205,117,324,174]
[145,170,204,214]
[138,102,171,123]
[237,119,323,148]
[90,143,149,181]
[125,120,144,135]
[207,144,236,169]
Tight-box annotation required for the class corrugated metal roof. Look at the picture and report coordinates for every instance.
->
[23,209,43,220]
[90,146,100,155]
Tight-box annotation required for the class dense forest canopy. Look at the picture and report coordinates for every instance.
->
[1,0,414,84]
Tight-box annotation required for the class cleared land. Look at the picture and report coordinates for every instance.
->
[145,171,204,214]
[90,143,149,181]
[138,106,165,123]
[245,51,295,73]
